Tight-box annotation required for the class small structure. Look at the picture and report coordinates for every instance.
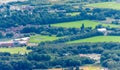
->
[97,28,107,36]
[13,37,30,46]
[97,28,107,33]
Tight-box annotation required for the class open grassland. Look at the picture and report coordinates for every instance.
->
[52,20,119,28]
[67,36,120,44]
[29,35,59,43]
[86,2,120,10]
[0,47,31,54]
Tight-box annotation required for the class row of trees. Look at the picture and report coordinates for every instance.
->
[39,30,104,45]
[21,24,93,36]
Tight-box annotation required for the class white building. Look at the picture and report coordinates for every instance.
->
[97,28,107,33]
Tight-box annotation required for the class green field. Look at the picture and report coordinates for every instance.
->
[80,65,103,70]
[86,2,120,10]
[66,12,80,16]
[0,47,31,54]
[52,20,119,28]
[67,36,120,43]
[29,35,59,43]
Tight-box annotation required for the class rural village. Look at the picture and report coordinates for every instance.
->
[0,0,119,70]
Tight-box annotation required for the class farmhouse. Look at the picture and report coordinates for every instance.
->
[0,37,30,47]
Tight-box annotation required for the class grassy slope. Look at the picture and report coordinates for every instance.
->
[52,20,119,28]
[67,36,120,44]
[29,35,59,43]
[86,2,120,10]
[0,47,31,54]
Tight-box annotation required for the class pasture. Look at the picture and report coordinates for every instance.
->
[67,36,120,44]
[66,12,80,16]
[29,35,59,43]
[0,47,31,54]
[52,20,119,28]
[86,2,120,10]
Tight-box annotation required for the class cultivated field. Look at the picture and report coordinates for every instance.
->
[0,47,31,54]
[29,35,59,43]
[68,36,120,43]
[52,20,119,28]
[86,2,120,10]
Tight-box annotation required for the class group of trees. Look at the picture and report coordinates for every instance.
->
[26,42,120,69]
[0,41,120,70]
[0,32,14,39]
[101,50,120,70]
[21,24,93,36]
[0,0,120,29]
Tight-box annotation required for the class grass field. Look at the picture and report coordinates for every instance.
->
[67,36,120,43]
[66,12,80,16]
[86,2,120,10]
[29,35,59,43]
[80,65,103,70]
[0,47,31,54]
[52,20,119,28]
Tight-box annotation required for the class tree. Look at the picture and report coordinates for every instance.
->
[75,66,79,70]
[10,60,32,70]
[80,24,85,33]
[6,33,14,38]
[56,32,64,37]
[27,53,51,61]
[0,62,14,70]
[0,32,3,38]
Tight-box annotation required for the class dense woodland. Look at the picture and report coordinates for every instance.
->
[0,42,120,70]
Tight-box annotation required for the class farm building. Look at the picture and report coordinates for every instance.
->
[0,37,30,47]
